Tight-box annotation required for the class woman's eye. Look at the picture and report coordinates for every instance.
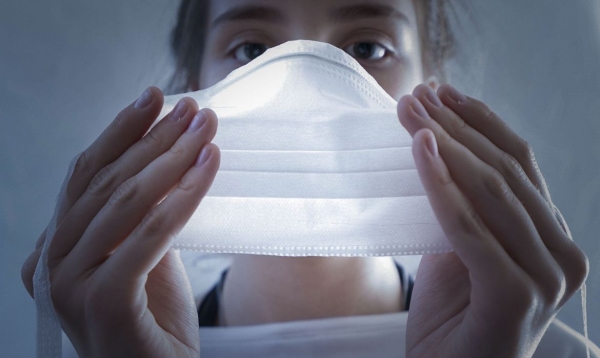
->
[233,43,270,63]
[343,42,388,61]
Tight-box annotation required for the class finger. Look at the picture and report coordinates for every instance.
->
[552,203,590,305]
[437,84,554,205]
[21,246,43,298]
[412,85,573,248]
[61,109,218,276]
[35,227,47,249]
[54,87,164,226]
[47,97,199,268]
[398,96,561,294]
[22,228,47,298]
[407,127,526,295]
[103,143,220,284]
[552,204,572,240]
[413,85,588,297]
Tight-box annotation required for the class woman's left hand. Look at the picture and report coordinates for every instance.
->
[397,84,589,358]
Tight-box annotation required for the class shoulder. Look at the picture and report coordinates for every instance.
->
[533,318,600,358]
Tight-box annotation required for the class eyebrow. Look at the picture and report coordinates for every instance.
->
[211,3,409,29]
[212,5,286,29]
[329,4,410,24]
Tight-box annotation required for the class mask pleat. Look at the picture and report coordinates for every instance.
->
[218,147,414,173]
[174,196,451,256]
[206,170,425,198]
[159,40,450,256]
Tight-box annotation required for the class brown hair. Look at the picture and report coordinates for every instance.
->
[168,0,476,94]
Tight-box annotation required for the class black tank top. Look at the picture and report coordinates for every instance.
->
[198,262,415,327]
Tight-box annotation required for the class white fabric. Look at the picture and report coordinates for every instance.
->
[60,314,600,358]
[58,252,600,358]
[35,152,81,358]
[159,40,452,257]
[196,314,600,358]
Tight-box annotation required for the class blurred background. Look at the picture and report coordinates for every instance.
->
[1,0,599,356]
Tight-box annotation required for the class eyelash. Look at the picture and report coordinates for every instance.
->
[231,41,392,64]
[232,42,270,64]
[342,42,391,62]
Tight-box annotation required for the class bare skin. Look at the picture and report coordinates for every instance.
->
[21,0,589,357]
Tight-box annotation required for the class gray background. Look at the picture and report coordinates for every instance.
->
[1,0,599,356]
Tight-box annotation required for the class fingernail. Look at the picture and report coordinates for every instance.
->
[195,145,211,166]
[447,85,467,104]
[425,132,438,157]
[425,87,443,108]
[410,99,429,119]
[134,88,153,109]
[188,110,207,133]
[170,99,188,122]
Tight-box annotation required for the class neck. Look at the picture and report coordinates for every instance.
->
[218,255,402,326]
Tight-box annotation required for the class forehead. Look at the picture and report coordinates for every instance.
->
[207,0,418,27]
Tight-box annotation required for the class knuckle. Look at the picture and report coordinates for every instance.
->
[482,105,495,121]
[500,152,529,185]
[108,177,140,207]
[516,139,534,163]
[437,131,453,146]
[556,215,571,238]
[140,206,169,237]
[436,165,454,186]
[168,143,185,158]
[566,246,590,291]
[483,169,514,202]
[143,129,162,148]
[35,228,47,249]
[113,109,131,131]
[21,252,39,296]
[72,151,93,178]
[87,163,119,197]
[455,205,489,238]
[177,172,197,192]
[542,269,567,305]
[449,114,466,133]
[66,151,92,198]
[398,95,416,110]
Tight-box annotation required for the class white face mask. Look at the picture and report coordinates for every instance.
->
[160,39,453,257]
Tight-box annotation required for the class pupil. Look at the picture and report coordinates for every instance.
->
[245,44,265,59]
[355,43,373,58]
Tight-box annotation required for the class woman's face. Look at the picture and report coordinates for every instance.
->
[199,0,425,101]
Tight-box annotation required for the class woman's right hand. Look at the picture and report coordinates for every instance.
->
[20,87,220,357]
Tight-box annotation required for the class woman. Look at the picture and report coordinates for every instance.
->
[21,0,597,356]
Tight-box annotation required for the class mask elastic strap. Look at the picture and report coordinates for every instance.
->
[582,281,591,358]
[34,152,81,358]
[33,226,62,358]
[553,202,591,357]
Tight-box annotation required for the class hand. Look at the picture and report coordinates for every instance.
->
[397,84,589,358]
[21,87,220,357]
